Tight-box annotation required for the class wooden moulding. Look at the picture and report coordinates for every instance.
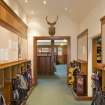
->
[34,36,70,40]
[77,29,88,39]
[0,59,30,69]
[71,87,92,101]
[100,16,105,24]
[74,95,92,101]
[77,59,87,64]
[76,59,88,75]
[0,0,28,39]
[94,63,105,71]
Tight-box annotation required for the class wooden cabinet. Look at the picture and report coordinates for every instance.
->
[0,60,32,105]
[92,36,102,72]
[37,55,52,75]
[77,75,87,96]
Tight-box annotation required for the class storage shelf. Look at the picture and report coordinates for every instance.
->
[0,59,30,69]
[94,63,105,71]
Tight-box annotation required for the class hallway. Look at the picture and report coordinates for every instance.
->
[26,75,91,105]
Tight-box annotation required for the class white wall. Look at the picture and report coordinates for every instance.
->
[79,0,105,97]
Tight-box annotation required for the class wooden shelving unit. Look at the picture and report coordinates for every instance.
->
[68,30,89,100]
[92,35,102,72]
[0,60,32,105]
[67,60,88,96]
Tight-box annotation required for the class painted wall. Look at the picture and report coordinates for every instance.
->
[79,0,105,97]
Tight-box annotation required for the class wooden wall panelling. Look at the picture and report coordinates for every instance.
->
[0,0,28,38]
[37,56,52,75]
[18,64,22,74]
[12,65,17,79]
[0,60,31,105]
[77,60,87,75]
[3,67,12,105]
[33,38,38,85]
[81,62,87,75]
[92,38,97,72]
[0,69,4,91]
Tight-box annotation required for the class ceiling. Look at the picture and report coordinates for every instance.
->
[17,0,100,23]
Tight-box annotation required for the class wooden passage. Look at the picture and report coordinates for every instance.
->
[0,0,27,38]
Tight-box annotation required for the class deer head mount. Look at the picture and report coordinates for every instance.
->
[46,16,58,36]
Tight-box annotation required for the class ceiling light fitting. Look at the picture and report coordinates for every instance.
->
[65,8,68,11]
[43,0,47,5]
[25,0,28,3]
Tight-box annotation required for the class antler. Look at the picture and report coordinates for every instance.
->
[46,16,58,26]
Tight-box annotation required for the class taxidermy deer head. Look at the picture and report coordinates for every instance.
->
[46,16,58,36]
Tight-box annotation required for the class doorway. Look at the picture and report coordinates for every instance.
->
[33,36,71,77]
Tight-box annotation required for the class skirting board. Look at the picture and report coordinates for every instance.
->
[70,86,92,101]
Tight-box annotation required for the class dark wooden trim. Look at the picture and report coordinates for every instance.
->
[74,96,92,101]
[0,0,28,39]
[33,37,38,85]
[34,36,70,40]
[71,87,92,101]
[92,33,101,40]
[100,16,105,24]
[77,59,88,63]
[77,29,88,38]
[37,45,67,48]
[0,59,30,69]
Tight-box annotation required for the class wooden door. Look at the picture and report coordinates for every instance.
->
[56,46,67,64]
[34,36,71,77]
[37,46,53,76]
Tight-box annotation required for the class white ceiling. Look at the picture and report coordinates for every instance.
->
[18,0,100,23]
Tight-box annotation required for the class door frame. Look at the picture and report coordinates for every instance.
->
[33,36,71,78]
